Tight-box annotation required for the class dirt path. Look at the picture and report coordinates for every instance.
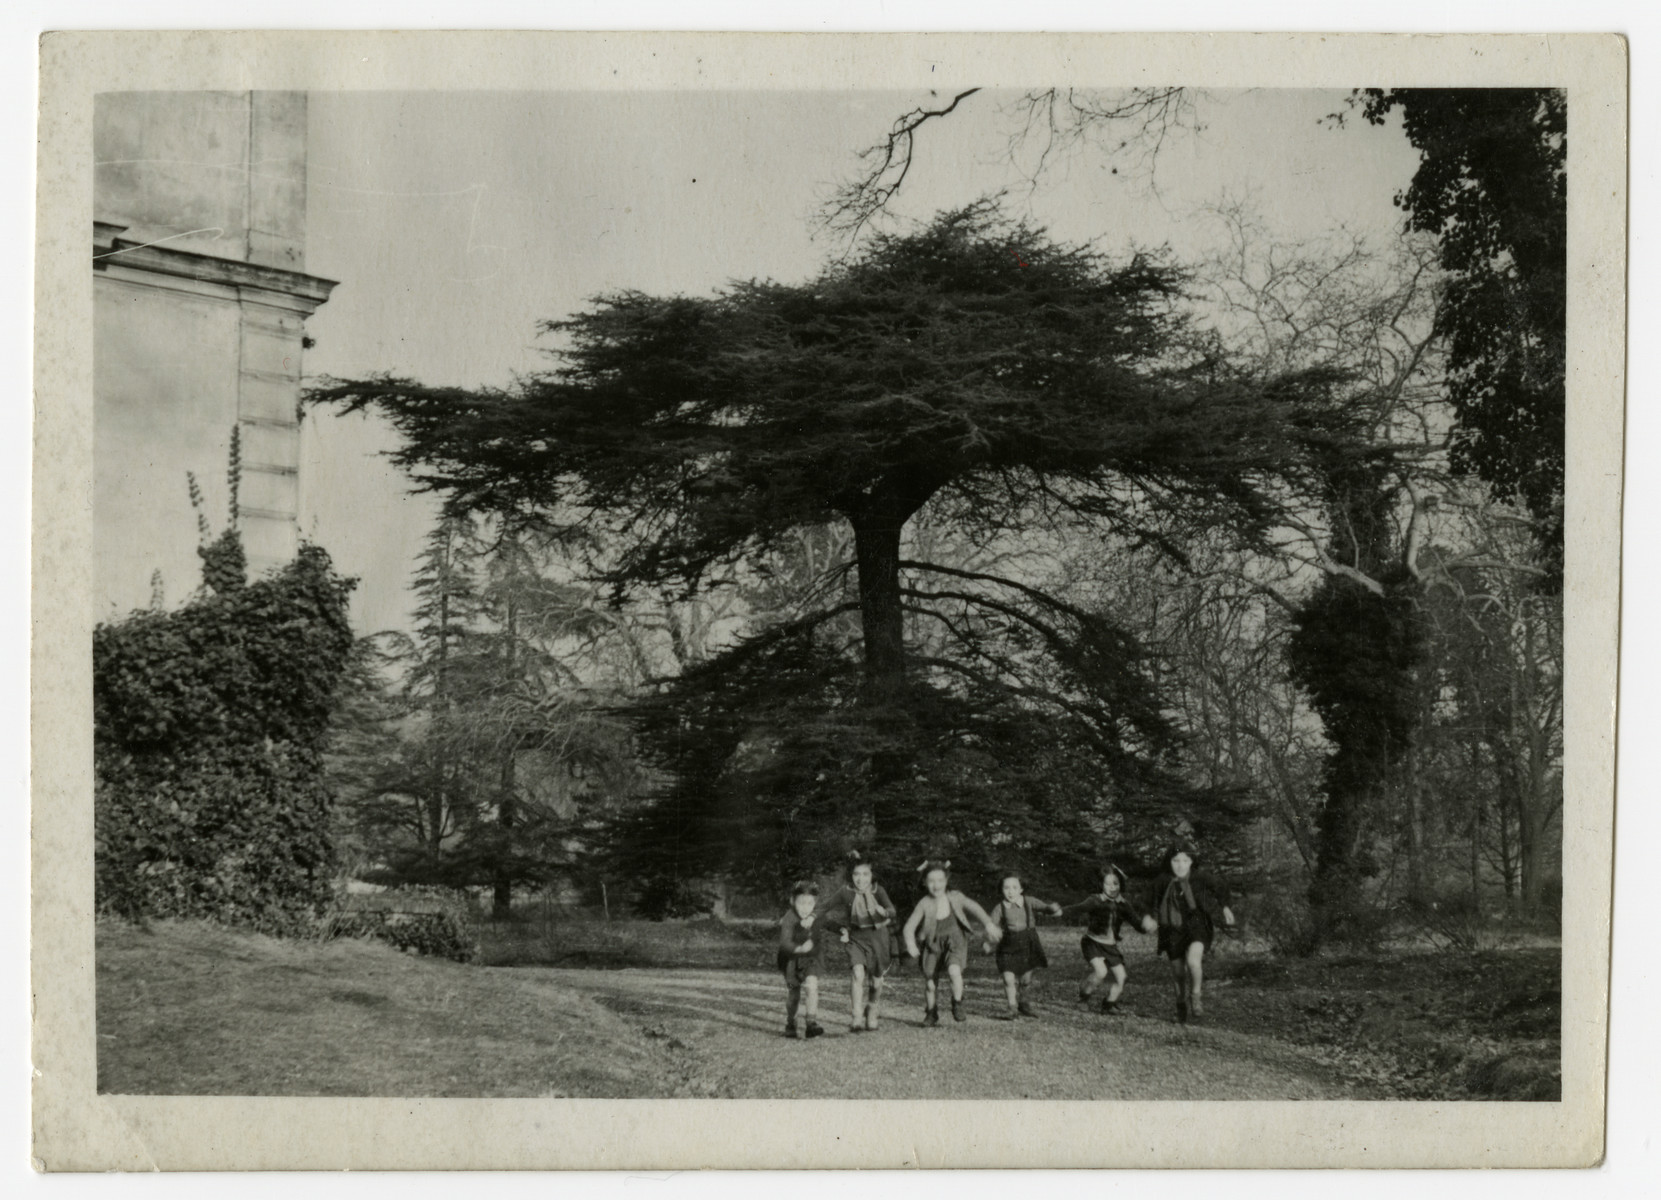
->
[534,966,1378,1099]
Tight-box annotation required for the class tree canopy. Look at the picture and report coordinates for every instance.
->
[1358,88,1566,580]
[312,204,1361,885]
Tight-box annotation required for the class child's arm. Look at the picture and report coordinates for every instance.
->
[1028,895,1065,918]
[778,915,801,954]
[959,895,1003,940]
[873,884,898,922]
[1053,896,1095,919]
[981,902,1003,953]
[1211,874,1236,926]
[1122,896,1157,935]
[816,888,852,934]
[902,900,925,957]
[1198,872,1235,927]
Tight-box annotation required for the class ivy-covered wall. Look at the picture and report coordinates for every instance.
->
[93,534,357,933]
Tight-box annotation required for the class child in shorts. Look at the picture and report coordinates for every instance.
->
[901,860,1002,1025]
[777,880,826,1039]
[1152,842,1235,1023]
[985,872,1065,1019]
[816,851,899,1032]
[1058,864,1157,1016]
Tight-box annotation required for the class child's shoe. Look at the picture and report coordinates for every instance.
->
[865,1009,880,1031]
[805,1020,825,1039]
[923,1006,940,1027]
[784,1024,800,1039]
[1175,1000,1188,1024]
[995,1008,1018,1021]
[1018,999,1036,1017]
[1100,999,1122,1016]
[848,1022,865,1034]
[951,999,966,1023]
[1188,995,1204,1019]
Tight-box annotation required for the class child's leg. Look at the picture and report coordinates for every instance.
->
[1001,970,1020,1012]
[804,975,820,1018]
[1107,963,1129,1003]
[1169,955,1187,1003]
[786,983,801,1029]
[1081,957,1109,999]
[851,963,867,1024]
[947,963,965,1002]
[1018,970,1037,1013]
[867,974,885,1025]
[923,976,938,1012]
[1185,942,1206,1012]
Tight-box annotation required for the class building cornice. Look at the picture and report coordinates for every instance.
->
[92,222,338,311]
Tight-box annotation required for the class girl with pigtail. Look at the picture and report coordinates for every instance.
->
[901,860,1003,1025]
[1057,863,1157,1016]
[816,851,900,1032]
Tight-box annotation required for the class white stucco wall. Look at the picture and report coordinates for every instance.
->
[93,92,333,620]
[93,273,241,618]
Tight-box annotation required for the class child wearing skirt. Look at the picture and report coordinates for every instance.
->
[777,881,827,1039]
[1058,864,1158,1016]
[985,873,1065,1019]
[902,861,1002,1025]
[817,851,899,1033]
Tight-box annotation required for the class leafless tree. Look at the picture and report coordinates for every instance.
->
[817,87,1204,249]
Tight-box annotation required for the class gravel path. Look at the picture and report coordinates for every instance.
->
[536,966,1376,1100]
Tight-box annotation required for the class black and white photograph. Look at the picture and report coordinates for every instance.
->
[30,29,1626,1171]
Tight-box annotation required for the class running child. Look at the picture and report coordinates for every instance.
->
[1152,842,1235,1023]
[902,861,1003,1025]
[777,880,826,1039]
[985,873,1065,1020]
[816,851,900,1033]
[1057,864,1157,1016]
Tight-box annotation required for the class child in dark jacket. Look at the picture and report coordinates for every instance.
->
[1152,842,1235,1023]
[1057,864,1157,1015]
[777,881,826,1039]
[985,873,1064,1019]
[816,851,900,1032]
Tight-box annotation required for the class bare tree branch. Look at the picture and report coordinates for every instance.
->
[815,88,983,245]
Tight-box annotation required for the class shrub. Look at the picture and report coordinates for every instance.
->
[1252,891,1323,958]
[94,540,357,934]
[1397,886,1484,952]
[633,876,718,920]
[321,889,479,962]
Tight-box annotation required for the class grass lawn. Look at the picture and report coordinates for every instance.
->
[96,918,715,1097]
[481,912,1560,1100]
[97,915,1559,1100]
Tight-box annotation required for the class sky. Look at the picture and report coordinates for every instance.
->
[296,88,1422,633]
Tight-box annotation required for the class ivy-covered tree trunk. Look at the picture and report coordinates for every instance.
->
[1290,456,1427,945]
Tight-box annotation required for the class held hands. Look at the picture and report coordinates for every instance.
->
[1141,916,1158,934]
[1048,903,1063,917]
[799,939,813,954]
[840,929,850,944]
[985,926,1003,944]
[1222,906,1236,928]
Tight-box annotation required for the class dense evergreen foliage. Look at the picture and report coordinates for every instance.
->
[94,534,357,932]
[1358,88,1566,580]
[313,206,1350,897]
